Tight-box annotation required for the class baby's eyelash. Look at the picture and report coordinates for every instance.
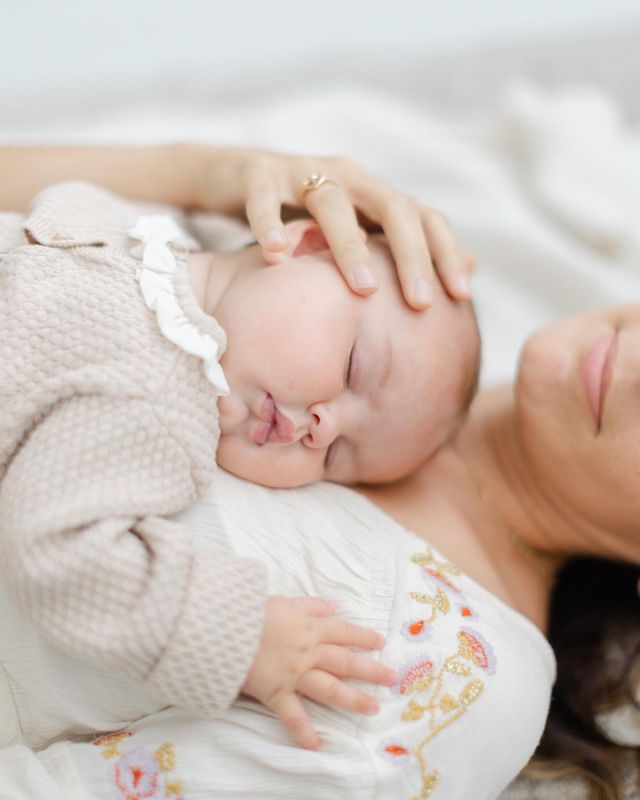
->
[345,345,355,388]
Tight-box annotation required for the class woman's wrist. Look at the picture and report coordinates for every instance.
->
[185,143,252,215]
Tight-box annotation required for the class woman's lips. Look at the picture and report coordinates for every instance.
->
[582,330,618,431]
[251,394,296,445]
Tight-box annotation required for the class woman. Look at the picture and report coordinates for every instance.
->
[1,292,638,799]
[1,147,637,798]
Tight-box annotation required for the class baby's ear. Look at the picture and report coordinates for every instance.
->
[287,221,330,257]
[260,220,330,265]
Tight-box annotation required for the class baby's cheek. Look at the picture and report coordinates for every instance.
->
[216,437,323,489]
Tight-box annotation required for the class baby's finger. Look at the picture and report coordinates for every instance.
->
[421,207,471,300]
[321,618,385,650]
[293,596,337,618]
[315,644,396,686]
[272,693,320,750]
[378,196,436,310]
[298,669,380,715]
[302,182,376,296]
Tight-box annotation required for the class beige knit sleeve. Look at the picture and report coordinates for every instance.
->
[0,395,267,717]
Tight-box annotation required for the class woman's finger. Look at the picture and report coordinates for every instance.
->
[302,181,378,297]
[271,692,320,750]
[298,669,380,715]
[421,207,471,300]
[321,618,385,650]
[243,163,288,258]
[374,193,438,309]
[315,644,396,686]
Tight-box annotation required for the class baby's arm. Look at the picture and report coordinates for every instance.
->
[0,394,266,719]
[0,394,391,745]
[0,144,472,307]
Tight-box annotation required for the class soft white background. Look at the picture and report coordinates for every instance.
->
[4,0,640,99]
[3,1,640,385]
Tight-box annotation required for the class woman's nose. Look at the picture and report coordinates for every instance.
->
[304,402,339,449]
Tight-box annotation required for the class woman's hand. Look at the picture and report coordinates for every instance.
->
[240,595,395,750]
[194,147,473,310]
[0,144,472,308]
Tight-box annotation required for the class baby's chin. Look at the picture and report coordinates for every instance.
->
[216,447,319,490]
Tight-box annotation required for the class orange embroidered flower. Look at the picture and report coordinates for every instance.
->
[377,738,413,763]
[93,730,133,747]
[401,618,432,642]
[458,628,496,674]
[392,655,434,695]
[421,567,460,594]
[455,599,477,620]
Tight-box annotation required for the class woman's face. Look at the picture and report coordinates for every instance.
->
[515,304,640,539]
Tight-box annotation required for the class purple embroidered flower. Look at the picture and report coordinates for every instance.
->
[111,747,161,799]
[458,628,497,675]
[401,618,432,643]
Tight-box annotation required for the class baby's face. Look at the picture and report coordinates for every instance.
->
[214,223,479,488]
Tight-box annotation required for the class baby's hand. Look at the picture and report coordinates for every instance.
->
[196,147,474,310]
[241,595,394,750]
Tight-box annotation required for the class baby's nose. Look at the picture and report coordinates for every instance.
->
[305,403,339,449]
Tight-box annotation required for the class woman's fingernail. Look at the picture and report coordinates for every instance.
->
[414,278,433,306]
[387,671,399,686]
[264,229,286,248]
[353,264,376,290]
[455,273,471,297]
[377,634,386,648]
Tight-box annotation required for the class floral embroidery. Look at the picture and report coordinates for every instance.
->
[377,736,414,763]
[391,655,434,696]
[401,618,432,643]
[455,599,477,621]
[113,747,161,799]
[94,730,186,799]
[378,548,497,799]
[458,628,496,675]
[92,729,133,760]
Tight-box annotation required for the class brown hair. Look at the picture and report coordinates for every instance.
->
[526,557,640,799]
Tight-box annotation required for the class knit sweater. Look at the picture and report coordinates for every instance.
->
[0,181,267,719]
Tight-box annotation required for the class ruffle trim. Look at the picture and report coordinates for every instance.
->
[129,214,230,395]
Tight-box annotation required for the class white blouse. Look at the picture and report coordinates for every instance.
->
[0,470,555,800]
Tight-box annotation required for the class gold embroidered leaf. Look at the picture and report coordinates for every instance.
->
[165,778,183,796]
[434,588,450,613]
[156,742,176,772]
[444,659,472,676]
[439,693,458,712]
[459,679,484,706]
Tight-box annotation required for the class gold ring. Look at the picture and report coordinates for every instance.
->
[301,173,336,198]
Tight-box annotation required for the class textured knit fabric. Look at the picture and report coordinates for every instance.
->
[0,181,267,721]
[0,470,555,799]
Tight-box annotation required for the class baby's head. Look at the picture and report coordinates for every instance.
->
[212,220,480,488]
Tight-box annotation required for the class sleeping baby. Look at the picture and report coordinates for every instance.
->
[0,180,479,753]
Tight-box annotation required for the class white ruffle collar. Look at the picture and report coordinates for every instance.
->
[129,214,230,395]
